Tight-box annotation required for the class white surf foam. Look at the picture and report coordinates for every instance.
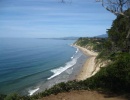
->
[70,44,73,46]
[71,48,79,59]
[28,87,39,96]
[66,68,73,74]
[75,48,79,53]
[71,56,74,59]
[47,46,81,80]
[48,57,78,80]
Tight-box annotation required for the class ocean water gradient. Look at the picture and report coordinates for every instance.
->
[0,38,79,95]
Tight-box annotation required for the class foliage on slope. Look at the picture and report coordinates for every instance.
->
[107,9,130,51]
[75,37,107,52]
[86,53,130,92]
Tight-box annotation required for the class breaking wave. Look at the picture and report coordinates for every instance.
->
[47,47,81,80]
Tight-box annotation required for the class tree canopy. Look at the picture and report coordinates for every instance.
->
[96,0,130,16]
[107,9,130,50]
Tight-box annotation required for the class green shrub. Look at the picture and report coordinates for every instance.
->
[0,94,6,100]
[87,53,130,92]
[4,93,21,100]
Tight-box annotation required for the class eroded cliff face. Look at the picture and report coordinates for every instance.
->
[91,59,111,76]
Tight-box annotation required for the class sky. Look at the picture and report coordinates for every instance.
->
[0,0,116,38]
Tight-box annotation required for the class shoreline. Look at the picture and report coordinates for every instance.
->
[74,45,98,81]
[33,45,87,95]
[30,45,98,95]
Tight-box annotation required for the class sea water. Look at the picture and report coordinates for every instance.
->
[0,38,87,95]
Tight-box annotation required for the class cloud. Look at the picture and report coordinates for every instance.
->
[0,0,116,38]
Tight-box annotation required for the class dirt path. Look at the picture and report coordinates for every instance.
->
[41,90,127,100]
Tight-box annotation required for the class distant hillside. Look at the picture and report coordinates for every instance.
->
[39,35,108,40]
[60,37,79,40]
[39,37,79,40]
[94,34,108,38]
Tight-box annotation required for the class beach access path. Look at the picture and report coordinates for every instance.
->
[41,90,127,100]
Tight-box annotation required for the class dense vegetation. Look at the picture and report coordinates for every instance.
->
[0,9,130,100]
[107,9,130,51]
[75,37,107,52]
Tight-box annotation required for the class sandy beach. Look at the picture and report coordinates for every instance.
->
[75,45,98,81]
[41,46,128,100]
[40,45,129,100]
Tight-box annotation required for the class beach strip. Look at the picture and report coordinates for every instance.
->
[74,45,98,81]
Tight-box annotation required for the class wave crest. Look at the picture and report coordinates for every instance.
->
[28,87,39,96]
[47,47,80,80]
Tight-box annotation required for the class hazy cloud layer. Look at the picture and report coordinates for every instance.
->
[0,0,116,38]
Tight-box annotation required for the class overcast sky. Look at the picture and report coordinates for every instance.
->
[0,0,116,38]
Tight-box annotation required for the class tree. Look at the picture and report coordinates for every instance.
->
[107,9,130,50]
[96,0,130,16]
[96,0,130,52]
[62,0,130,15]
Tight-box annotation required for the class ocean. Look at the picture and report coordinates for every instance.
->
[0,38,87,95]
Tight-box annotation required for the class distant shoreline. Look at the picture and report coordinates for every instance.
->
[73,45,98,81]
